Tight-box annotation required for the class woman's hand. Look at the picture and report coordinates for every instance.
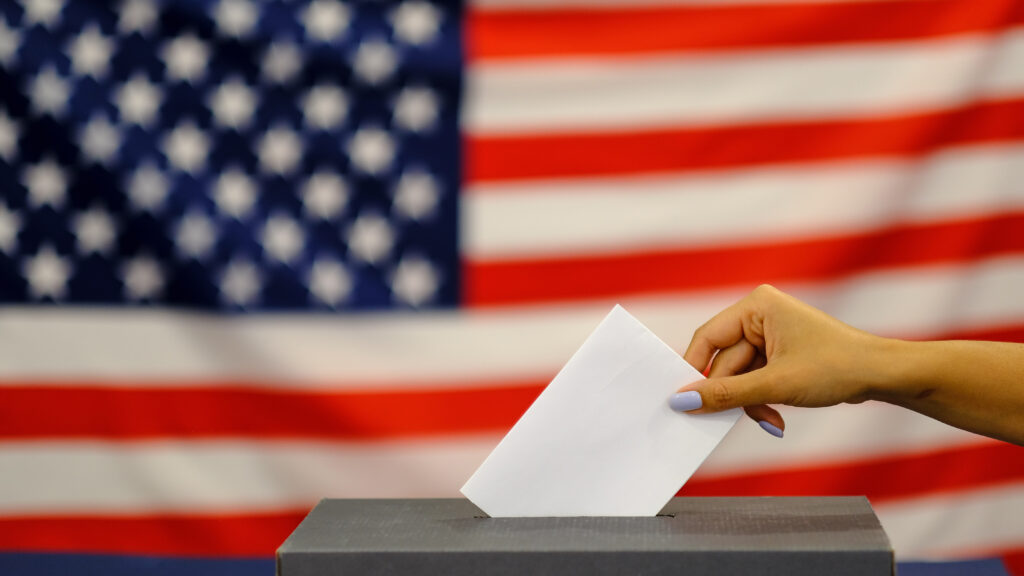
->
[670,284,897,436]
[671,284,1024,446]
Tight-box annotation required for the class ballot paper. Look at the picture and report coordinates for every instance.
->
[461,305,742,517]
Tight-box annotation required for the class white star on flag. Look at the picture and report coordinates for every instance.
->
[0,110,18,161]
[125,162,170,212]
[390,254,439,307]
[302,84,348,131]
[67,24,114,79]
[78,115,123,165]
[261,41,303,84]
[307,258,352,307]
[115,74,163,128]
[301,0,349,43]
[258,126,303,175]
[27,66,70,117]
[347,126,396,176]
[73,207,118,254]
[23,245,72,300]
[346,212,394,265]
[393,86,440,133]
[162,121,210,174]
[214,0,258,39]
[390,1,443,46]
[0,202,21,254]
[261,214,305,265]
[219,259,261,307]
[352,38,398,85]
[209,78,257,130]
[0,19,21,67]
[174,211,218,260]
[393,169,439,221]
[118,0,158,35]
[214,168,258,220]
[302,171,348,220]
[161,33,209,83]
[23,0,65,28]
[121,254,164,300]
[23,158,68,209]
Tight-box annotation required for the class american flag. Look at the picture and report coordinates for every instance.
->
[2,0,1024,573]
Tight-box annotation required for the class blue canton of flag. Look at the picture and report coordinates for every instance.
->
[0,0,462,311]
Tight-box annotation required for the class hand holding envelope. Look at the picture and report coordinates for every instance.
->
[461,305,742,517]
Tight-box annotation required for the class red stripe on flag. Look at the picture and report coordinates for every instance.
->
[469,0,1024,61]
[1005,547,1024,576]
[467,98,1024,184]
[1,324,1022,441]
[465,213,1024,307]
[0,511,306,557]
[682,441,1024,504]
[929,326,1024,345]
[0,381,545,441]
[926,325,1024,346]
[3,443,1024,557]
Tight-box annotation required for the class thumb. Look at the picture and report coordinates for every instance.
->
[670,368,778,414]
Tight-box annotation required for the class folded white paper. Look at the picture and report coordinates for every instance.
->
[461,305,741,517]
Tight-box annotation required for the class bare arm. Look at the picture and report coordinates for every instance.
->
[672,284,1024,445]
[877,338,1024,445]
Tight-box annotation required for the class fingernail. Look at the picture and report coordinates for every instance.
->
[758,420,784,438]
[669,391,702,412]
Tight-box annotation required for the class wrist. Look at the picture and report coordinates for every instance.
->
[862,336,924,404]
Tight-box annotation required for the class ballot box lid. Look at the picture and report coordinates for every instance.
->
[277,497,893,576]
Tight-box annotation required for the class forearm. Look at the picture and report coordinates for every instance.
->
[676,285,1024,444]
[872,338,1024,445]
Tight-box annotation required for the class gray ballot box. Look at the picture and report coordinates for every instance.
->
[277,497,894,575]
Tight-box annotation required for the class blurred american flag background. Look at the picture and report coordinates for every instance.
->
[2,0,1024,573]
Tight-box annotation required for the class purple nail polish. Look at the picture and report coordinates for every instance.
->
[758,420,784,438]
[669,391,702,412]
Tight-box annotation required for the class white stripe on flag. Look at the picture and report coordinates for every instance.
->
[0,434,1012,561]
[0,437,498,514]
[2,256,1024,387]
[471,0,899,9]
[467,28,1024,134]
[466,142,1024,260]
[0,404,989,514]
[703,401,992,477]
[875,483,1024,559]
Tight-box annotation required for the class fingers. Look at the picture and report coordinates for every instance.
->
[684,287,775,374]
[706,339,757,379]
[708,341,778,434]
[677,285,789,437]
[683,299,751,374]
[672,369,778,414]
[670,371,787,438]
[747,351,767,372]
[744,404,785,438]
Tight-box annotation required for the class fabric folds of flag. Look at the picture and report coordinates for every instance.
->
[2,0,1024,574]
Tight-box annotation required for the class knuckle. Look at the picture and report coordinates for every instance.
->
[708,380,736,408]
[690,323,715,354]
[752,283,779,300]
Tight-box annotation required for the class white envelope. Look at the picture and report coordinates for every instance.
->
[461,305,741,517]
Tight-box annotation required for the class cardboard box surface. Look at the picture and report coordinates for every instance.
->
[277,497,893,575]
